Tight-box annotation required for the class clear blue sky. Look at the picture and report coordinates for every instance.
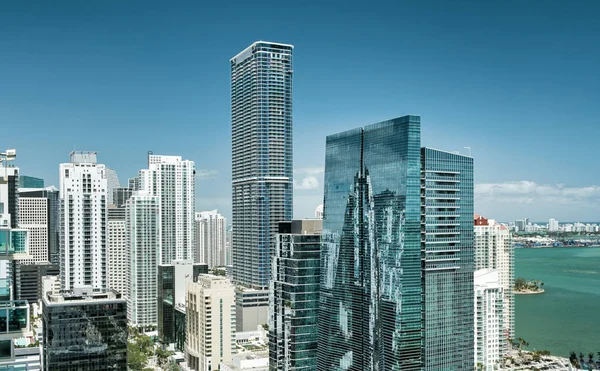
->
[2,0,599,222]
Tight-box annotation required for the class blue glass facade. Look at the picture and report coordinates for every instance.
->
[269,220,321,371]
[317,116,422,371]
[231,41,294,289]
[421,148,474,370]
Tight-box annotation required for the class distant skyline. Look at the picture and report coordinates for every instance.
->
[2,0,599,222]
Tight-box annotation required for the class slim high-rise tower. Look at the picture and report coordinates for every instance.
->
[269,219,321,371]
[59,152,108,291]
[317,116,423,371]
[194,210,226,267]
[474,214,514,345]
[231,41,294,289]
[421,147,474,370]
[126,192,160,326]
[138,154,195,264]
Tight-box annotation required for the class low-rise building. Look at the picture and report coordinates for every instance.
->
[220,351,269,371]
[41,286,128,370]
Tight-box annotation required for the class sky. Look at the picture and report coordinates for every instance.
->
[1,0,599,222]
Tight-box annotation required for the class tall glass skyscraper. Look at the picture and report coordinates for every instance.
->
[421,147,474,370]
[317,116,423,371]
[269,219,321,371]
[230,41,293,289]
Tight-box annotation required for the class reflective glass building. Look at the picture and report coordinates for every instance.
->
[230,41,293,289]
[317,116,423,371]
[269,220,321,371]
[421,148,474,370]
[42,289,127,370]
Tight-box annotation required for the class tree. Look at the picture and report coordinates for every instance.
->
[515,277,527,290]
[589,352,594,364]
[165,360,181,371]
[127,343,148,371]
[136,335,154,356]
[156,347,175,368]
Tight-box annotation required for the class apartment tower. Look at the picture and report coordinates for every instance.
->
[474,214,514,343]
[59,151,108,291]
[126,192,160,326]
[194,210,226,267]
[421,147,474,370]
[269,219,321,371]
[138,153,195,264]
[185,275,236,371]
[231,41,294,289]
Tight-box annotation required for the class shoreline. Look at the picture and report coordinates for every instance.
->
[514,289,545,295]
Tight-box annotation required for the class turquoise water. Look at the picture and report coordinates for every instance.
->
[515,247,600,357]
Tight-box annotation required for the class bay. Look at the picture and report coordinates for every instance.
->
[515,246,600,357]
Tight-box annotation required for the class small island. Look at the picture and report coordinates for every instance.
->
[514,277,545,294]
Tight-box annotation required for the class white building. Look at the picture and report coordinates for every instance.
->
[474,269,504,371]
[220,352,269,371]
[184,275,236,371]
[126,192,160,326]
[139,154,195,264]
[548,218,559,232]
[314,204,323,219]
[59,151,108,291]
[195,210,226,267]
[107,207,127,296]
[474,214,514,343]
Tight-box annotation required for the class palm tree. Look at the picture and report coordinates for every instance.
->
[589,352,594,364]
[570,351,578,366]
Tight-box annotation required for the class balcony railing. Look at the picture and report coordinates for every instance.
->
[0,229,29,260]
[0,300,30,339]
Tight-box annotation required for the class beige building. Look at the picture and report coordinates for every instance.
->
[185,274,236,371]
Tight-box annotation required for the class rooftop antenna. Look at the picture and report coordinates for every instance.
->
[464,147,472,157]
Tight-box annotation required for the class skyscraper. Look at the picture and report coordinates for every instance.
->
[548,218,559,232]
[231,41,294,290]
[59,151,108,291]
[105,167,121,206]
[269,219,321,371]
[474,269,504,371]
[317,116,423,371]
[474,214,514,344]
[421,147,474,370]
[108,206,127,296]
[157,260,208,349]
[126,191,160,326]
[314,204,323,219]
[17,186,59,263]
[139,153,195,264]
[185,275,236,371]
[194,210,226,267]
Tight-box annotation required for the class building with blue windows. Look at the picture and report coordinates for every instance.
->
[231,41,293,331]
[269,219,321,371]
[317,116,423,371]
[421,147,474,370]
[317,116,475,371]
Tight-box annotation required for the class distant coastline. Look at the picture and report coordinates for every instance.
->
[516,244,600,249]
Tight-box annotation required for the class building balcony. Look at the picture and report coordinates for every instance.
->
[0,229,29,260]
[0,301,30,340]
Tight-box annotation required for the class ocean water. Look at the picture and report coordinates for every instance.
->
[515,247,600,357]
